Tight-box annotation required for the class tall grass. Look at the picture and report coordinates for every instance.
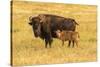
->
[12,1,97,66]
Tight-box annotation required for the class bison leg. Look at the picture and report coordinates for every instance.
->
[45,39,48,48]
[45,38,52,48]
[68,40,71,47]
[49,39,53,48]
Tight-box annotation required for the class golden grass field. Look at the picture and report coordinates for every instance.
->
[11,1,97,66]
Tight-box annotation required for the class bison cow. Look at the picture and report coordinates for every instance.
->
[55,30,79,47]
[29,14,79,48]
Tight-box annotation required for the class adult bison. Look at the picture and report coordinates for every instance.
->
[29,14,79,48]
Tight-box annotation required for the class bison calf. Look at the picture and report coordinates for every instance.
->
[56,30,79,47]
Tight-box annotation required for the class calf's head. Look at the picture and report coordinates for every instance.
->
[55,30,62,38]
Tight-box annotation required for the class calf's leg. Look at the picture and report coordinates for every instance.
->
[68,40,71,47]
[72,40,75,48]
[62,40,64,46]
[75,40,78,47]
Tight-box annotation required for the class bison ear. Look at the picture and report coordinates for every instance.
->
[29,22,32,25]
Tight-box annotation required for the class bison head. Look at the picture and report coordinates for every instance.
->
[29,16,41,37]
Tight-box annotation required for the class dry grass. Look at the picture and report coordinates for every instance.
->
[11,1,97,66]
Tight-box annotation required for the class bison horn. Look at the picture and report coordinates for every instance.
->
[29,15,38,21]
[38,14,46,23]
[29,16,33,21]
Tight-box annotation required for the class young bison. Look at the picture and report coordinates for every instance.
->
[56,30,79,47]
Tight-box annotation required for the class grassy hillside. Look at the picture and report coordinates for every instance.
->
[11,1,97,66]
